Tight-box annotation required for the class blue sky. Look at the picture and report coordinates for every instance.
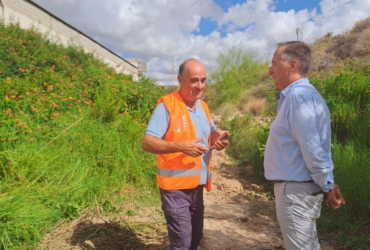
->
[34,0,369,85]
[215,0,322,12]
[274,0,322,13]
[194,0,323,37]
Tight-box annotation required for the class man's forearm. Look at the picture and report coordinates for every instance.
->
[142,134,183,154]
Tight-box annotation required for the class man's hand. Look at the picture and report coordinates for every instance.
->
[213,131,230,151]
[180,138,209,158]
[142,135,208,157]
[324,184,346,210]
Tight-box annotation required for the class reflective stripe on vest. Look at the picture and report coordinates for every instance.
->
[157,168,201,177]
[207,171,212,179]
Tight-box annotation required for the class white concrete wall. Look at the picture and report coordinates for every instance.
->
[1,0,138,80]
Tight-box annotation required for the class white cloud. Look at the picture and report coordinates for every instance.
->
[220,0,275,30]
[33,0,370,86]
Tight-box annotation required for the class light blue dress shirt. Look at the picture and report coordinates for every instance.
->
[264,78,334,192]
[145,100,216,185]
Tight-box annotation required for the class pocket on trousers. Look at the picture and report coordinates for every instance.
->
[164,209,184,235]
[286,193,323,219]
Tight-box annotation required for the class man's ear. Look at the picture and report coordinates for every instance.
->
[177,75,183,85]
[290,59,299,72]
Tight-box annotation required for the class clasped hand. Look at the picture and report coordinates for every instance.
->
[324,184,346,210]
[181,133,230,158]
[181,138,209,157]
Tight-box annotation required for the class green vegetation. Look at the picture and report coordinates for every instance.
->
[0,22,166,249]
[310,66,370,248]
[204,47,270,110]
[206,17,370,249]
[2,13,370,250]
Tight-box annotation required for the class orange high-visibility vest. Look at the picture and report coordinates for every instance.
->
[156,91,212,191]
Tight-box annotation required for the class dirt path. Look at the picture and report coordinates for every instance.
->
[200,148,285,250]
[38,115,336,250]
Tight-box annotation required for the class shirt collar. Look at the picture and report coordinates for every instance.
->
[186,99,201,114]
[280,77,309,99]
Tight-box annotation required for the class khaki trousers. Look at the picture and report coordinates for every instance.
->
[274,182,324,250]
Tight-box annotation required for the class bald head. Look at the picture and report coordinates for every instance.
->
[178,59,204,80]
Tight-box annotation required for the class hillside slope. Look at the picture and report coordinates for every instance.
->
[311,17,370,72]
[0,22,166,249]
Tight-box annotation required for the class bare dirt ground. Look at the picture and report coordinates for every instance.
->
[38,115,336,250]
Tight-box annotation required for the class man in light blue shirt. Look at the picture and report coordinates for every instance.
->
[142,59,229,250]
[264,41,345,249]
[145,100,216,185]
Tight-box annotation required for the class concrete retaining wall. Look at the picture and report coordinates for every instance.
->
[0,0,138,80]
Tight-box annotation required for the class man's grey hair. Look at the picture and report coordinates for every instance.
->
[277,41,312,74]
[178,58,201,80]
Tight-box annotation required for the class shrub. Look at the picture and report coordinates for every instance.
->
[205,47,269,109]
[330,33,358,60]
[350,16,370,34]
[218,102,237,122]
[311,65,370,142]
[225,114,269,177]
[245,98,266,116]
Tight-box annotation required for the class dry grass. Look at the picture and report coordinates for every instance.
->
[330,33,359,60]
[312,33,334,52]
[311,33,339,72]
[240,83,272,103]
[248,83,272,99]
[351,16,370,34]
[353,28,370,57]
[218,102,238,121]
[245,98,266,116]
[310,16,370,73]
[311,50,340,72]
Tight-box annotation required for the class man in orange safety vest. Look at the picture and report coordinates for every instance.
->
[142,59,229,250]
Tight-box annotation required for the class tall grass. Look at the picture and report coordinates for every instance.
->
[0,22,166,249]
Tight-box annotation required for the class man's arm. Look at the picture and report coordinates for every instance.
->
[142,134,208,158]
[290,93,345,209]
[210,131,229,151]
[142,103,209,157]
[289,93,334,192]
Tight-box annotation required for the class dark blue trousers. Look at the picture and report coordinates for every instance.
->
[160,185,204,250]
